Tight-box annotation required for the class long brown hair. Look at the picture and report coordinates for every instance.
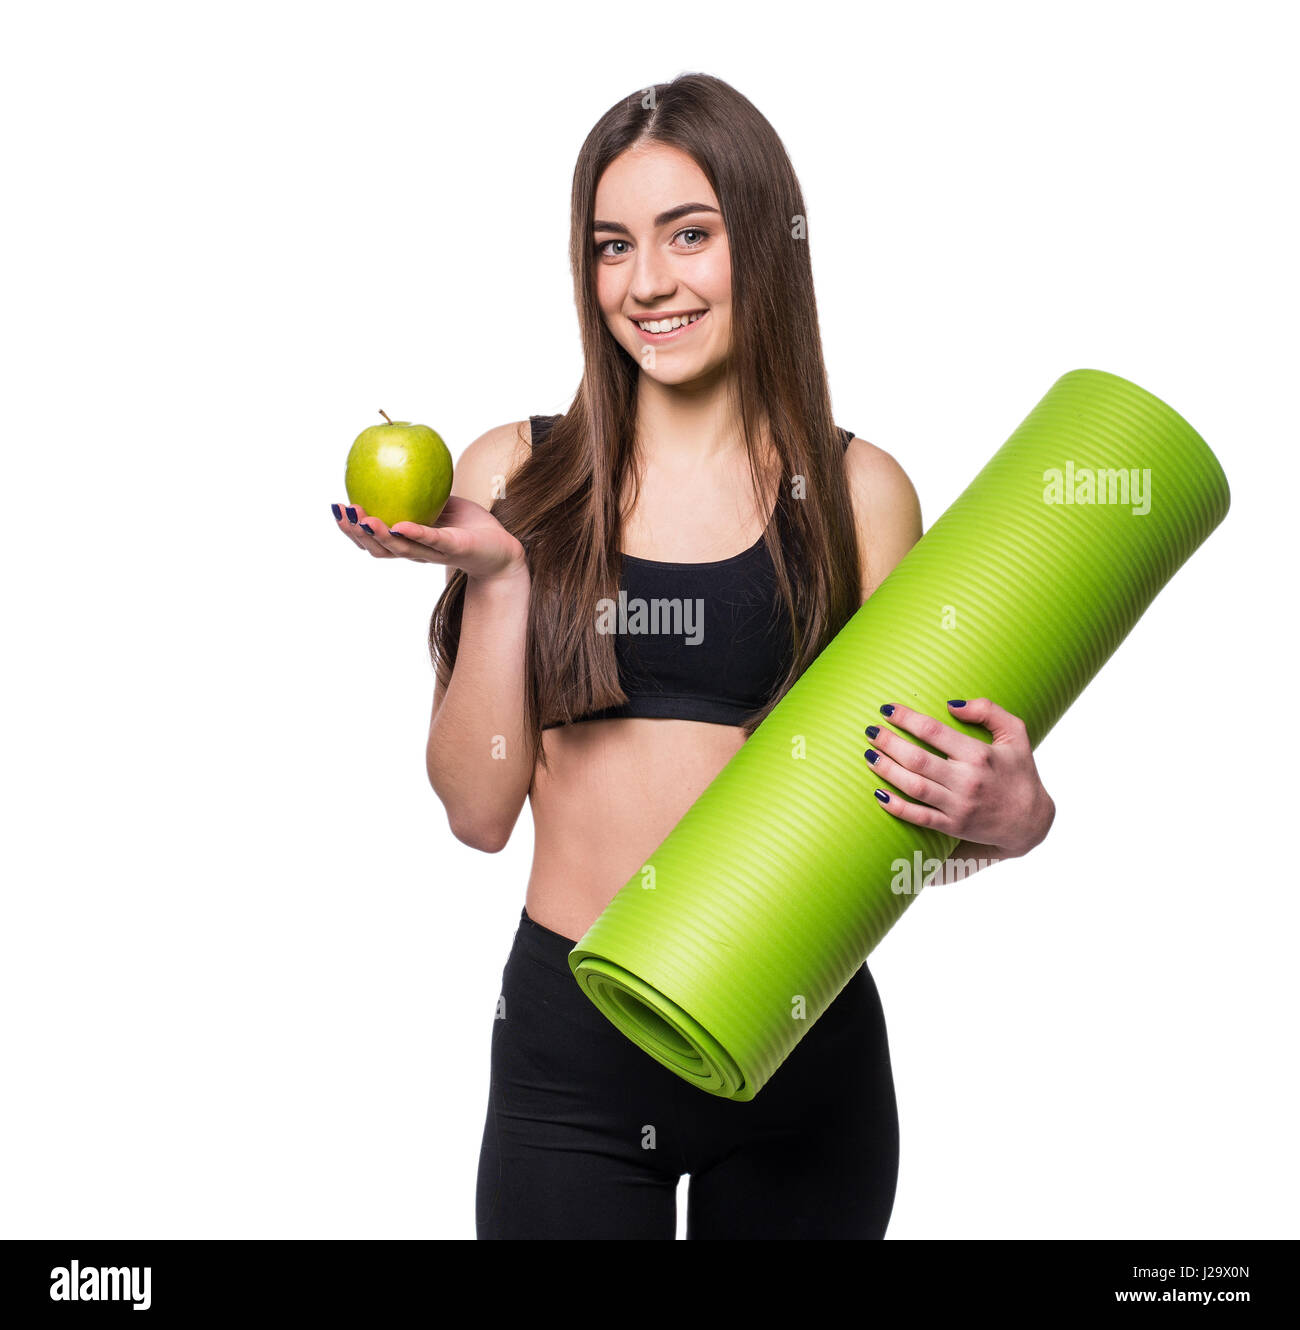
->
[430,72,862,772]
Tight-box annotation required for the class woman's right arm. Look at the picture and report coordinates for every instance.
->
[424,421,535,852]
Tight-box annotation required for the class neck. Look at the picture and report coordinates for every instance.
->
[633,370,766,464]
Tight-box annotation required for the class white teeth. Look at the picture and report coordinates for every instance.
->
[636,311,705,333]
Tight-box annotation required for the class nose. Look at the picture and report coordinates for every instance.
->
[629,244,677,307]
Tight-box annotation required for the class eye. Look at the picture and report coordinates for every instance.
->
[673,227,709,248]
[595,239,630,258]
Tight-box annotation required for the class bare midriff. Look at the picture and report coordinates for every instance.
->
[523,716,748,944]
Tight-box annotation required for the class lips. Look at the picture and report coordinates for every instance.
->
[629,309,709,343]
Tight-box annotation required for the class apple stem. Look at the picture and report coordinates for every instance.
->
[378,409,392,424]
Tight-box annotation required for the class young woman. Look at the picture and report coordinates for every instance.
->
[332,73,1055,1239]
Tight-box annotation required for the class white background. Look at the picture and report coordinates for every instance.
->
[2,0,1294,1240]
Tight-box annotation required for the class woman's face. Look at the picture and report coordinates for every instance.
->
[592,142,732,387]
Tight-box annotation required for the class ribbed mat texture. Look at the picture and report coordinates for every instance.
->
[568,369,1231,1100]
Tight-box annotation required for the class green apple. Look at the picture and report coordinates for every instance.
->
[345,410,453,527]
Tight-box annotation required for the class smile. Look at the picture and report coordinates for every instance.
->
[629,309,709,342]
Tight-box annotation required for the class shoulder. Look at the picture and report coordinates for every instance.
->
[449,419,533,509]
[843,435,923,600]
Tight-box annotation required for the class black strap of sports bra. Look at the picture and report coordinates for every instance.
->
[530,414,853,451]
[528,414,560,448]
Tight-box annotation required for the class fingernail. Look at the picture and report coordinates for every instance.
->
[865,750,879,764]
[948,699,966,707]
[880,704,895,717]
[865,725,879,739]
[874,789,890,803]
[331,503,342,520]
[346,506,358,523]
[360,523,373,533]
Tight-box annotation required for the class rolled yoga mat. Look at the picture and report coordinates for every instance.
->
[567,368,1231,1101]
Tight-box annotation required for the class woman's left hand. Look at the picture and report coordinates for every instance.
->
[864,698,1055,859]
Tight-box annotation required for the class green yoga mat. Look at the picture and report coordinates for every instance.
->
[567,368,1231,1101]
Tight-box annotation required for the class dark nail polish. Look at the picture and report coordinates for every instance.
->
[874,789,890,803]
[360,524,372,533]
[865,750,878,764]
[948,699,966,707]
[331,503,342,520]
[865,725,879,739]
[346,506,358,523]
[880,704,895,717]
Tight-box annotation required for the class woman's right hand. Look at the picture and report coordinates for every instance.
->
[332,496,527,581]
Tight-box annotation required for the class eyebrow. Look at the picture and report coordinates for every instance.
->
[592,203,720,235]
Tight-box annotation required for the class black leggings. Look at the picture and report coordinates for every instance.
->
[476,906,900,1239]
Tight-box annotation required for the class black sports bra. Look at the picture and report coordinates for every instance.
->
[531,414,855,730]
